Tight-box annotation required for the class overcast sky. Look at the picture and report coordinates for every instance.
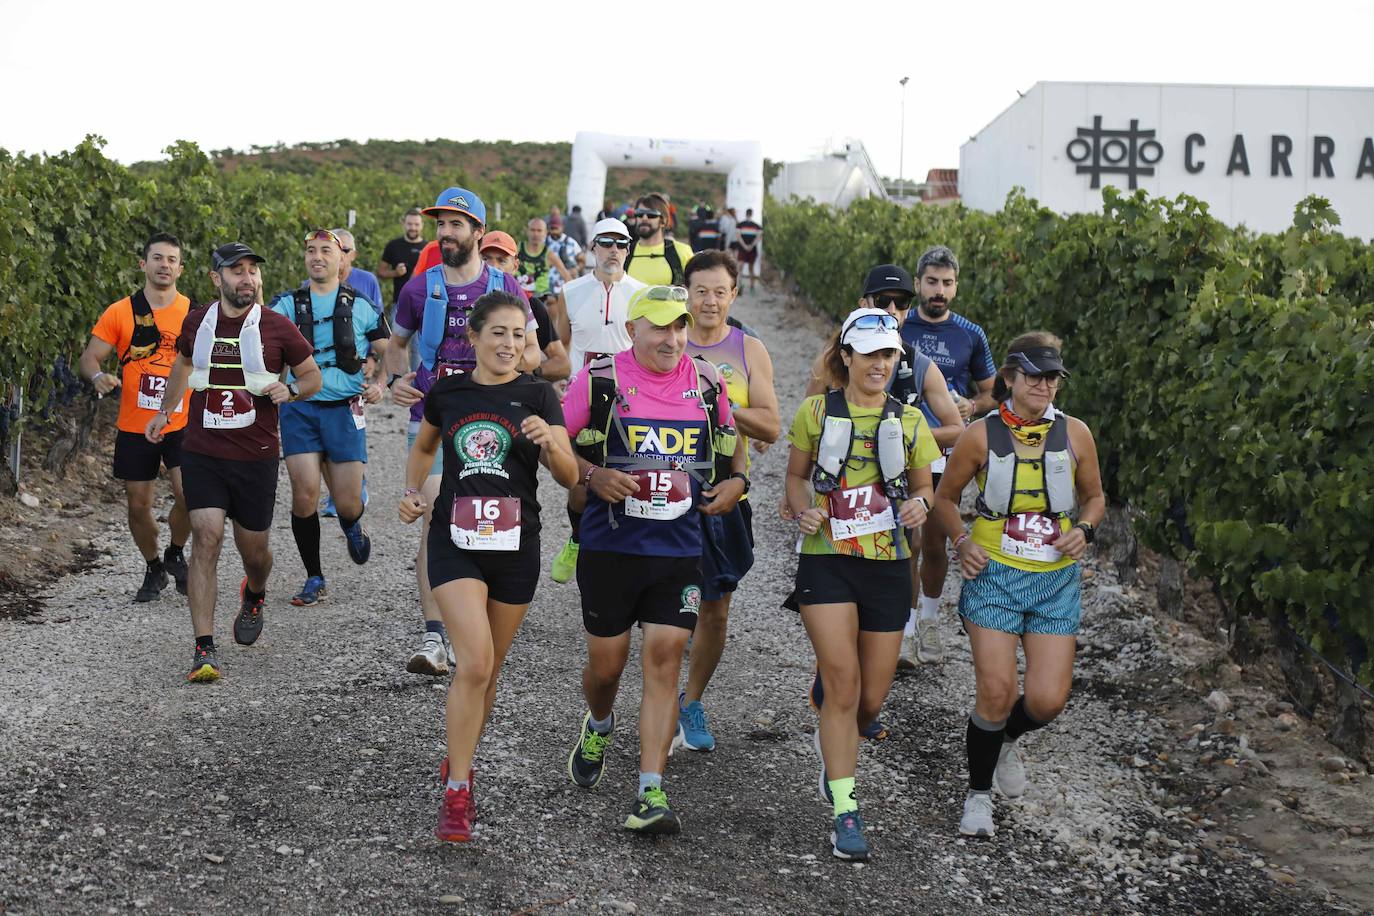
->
[2,0,1370,181]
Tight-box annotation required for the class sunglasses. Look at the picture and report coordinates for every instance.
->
[1017,369,1065,388]
[339,247,353,254]
[873,293,913,310]
[844,312,900,334]
[643,285,689,302]
[634,208,661,219]
[304,229,341,246]
[594,237,631,249]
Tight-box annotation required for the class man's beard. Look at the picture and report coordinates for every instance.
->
[920,293,949,317]
[224,286,256,308]
[441,236,475,269]
[405,230,421,241]
[636,221,655,239]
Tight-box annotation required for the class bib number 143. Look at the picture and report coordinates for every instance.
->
[1001,512,1063,562]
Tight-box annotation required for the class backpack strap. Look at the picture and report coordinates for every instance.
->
[122,289,162,365]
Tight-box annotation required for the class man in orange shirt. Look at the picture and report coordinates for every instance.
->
[79,233,193,602]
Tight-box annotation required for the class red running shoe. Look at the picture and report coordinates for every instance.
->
[435,787,473,842]
[438,757,477,822]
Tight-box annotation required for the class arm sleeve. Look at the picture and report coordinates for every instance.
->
[561,369,591,437]
[786,397,819,453]
[972,327,997,382]
[91,302,126,349]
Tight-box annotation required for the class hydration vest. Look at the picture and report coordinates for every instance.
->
[624,237,686,286]
[573,354,737,492]
[976,410,1076,519]
[123,289,164,365]
[888,343,930,408]
[811,388,911,503]
[188,303,277,395]
[290,284,362,375]
[417,265,507,371]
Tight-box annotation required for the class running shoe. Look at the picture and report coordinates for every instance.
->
[674,694,715,752]
[861,719,890,741]
[134,563,168,603]
[290,575,328,607]
[959,792,997,837]
[567,711,614,789]
[812,728,832,805]
[624,786,680,835]
[187,644,220,683]
[164,551,189,596]
[917,617,944,664]
[812,668,888,740]
[994,740,1027,798]
[435,786,473,842]
[321,495,337,518]
[343,520,371,564]
[830,809,869,861]
[897,631,919,671]
[233,578,265,646]
[438,759,477,822]
[406,632,450,676]
[550,538,579,584]
[808,666,824,712]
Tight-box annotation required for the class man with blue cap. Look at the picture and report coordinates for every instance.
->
[386,187,540,677]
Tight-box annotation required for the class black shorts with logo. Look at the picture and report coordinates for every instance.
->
[576,549,702,638]
[113,429,183,482]
[426,523,540,605]
[180,450,279,532]
[794,553,910,632]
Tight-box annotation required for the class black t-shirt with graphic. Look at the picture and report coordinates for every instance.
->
[422,372,565,543]
[382,236,427,304]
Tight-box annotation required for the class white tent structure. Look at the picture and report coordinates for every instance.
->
[769,141,889,209]
[567,132,765,221]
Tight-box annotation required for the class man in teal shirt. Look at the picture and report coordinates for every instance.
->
[271,229,389,606]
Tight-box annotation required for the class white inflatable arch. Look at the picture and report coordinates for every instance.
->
[567,131,764,226]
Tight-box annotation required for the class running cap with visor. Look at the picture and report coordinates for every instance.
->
[591,217,631,239]
[840,307,904,354]
[1009,347,1071,378]
[422,186,486,225]
[478,230,519,258]
[861,264,915,298]
[212,242,266,271]
[627,285,693,327]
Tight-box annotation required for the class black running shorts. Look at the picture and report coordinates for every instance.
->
[794,553,910,632]
[576,549,703,638]
[426,524,540,605]
[180,451,279,532]
[113,429,183,482]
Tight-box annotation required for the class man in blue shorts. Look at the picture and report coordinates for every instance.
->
[386,187,540,677]
[271,229,389,606]
[899,245,997,665]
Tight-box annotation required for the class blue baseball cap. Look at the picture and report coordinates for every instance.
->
[422,186,486,226]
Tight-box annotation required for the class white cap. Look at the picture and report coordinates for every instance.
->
[591,217,631,240]
[840,307,904,354]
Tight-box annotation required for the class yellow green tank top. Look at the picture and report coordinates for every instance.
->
[971,439,1077,573]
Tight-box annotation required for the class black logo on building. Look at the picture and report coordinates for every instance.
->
[1066,116,1164,189]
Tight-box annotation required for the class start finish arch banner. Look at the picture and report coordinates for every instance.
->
[568,131,764,225]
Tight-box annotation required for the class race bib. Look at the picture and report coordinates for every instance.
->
[137,374,181,413]
[623,469,692,521]
[450,496,521,551]
[350,395,365,430]
[1001,512,1063,562]
[931,452,949,475]
[436,363,466,380]
[202,390,256,430]
[828,484,894,540]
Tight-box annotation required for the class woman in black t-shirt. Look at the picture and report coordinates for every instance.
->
[399,291,578,843]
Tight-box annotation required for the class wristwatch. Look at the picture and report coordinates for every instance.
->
[729,472,751,494]
[1075,521,1096,544]
[287,382,300,401]
[387,373,403,389]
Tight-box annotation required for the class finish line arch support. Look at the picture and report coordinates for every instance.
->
[567,131,764,225]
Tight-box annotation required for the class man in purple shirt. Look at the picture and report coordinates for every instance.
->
[386,186,539,677]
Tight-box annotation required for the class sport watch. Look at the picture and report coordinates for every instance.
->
[729,472,751,494]
[1075,521,1096,544]
[287,382,300,401]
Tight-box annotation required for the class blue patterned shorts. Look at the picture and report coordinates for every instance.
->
[959,559,1082,636]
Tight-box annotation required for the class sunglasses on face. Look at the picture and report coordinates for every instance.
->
[1017,369,1064,388]
[594,237,631,249]
[339,247,353,254]
[873,294,913,310]
[304,229,341,246]
[635,208,661,219]
[844,313,900,333]
[644,285,689,302]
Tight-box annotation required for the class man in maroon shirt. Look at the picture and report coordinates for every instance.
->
[148,243,321,683]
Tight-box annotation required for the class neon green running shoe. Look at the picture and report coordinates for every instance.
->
[551,538,580,584]
[624,786,680,835]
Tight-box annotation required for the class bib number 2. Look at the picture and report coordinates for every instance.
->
[1001,512,1063,562]
[202,390,256,430]
[450,496,521,551]
[827,485,894,540]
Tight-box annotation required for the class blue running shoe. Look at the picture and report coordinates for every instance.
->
[831,809,869,861]
[361,476,369,507]
[321,495,337,518]
[861,719,890,741]
[809,666,824,712]
[290,575,327,607]
[673,693,715,752]
[343,520,371,565]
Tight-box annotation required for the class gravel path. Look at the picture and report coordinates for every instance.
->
[0,282,1341,915]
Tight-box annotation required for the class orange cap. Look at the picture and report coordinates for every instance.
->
[479,230,518,257]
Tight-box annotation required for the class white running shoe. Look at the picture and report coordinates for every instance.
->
[406,632,451,677]
[916,618,944,664]
[959,792,997,837]
[994,740,1027,798]
[897,631,919,671]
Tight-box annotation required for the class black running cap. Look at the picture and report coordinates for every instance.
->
[212,242,266,270]
[862,264,915,297]
[1010,347,1070,377]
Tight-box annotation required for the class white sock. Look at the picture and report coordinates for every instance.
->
[446,778,469,793]
[918,594,941,622]
[904,609,918,636]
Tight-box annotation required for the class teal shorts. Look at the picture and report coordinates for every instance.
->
[959,559,1081,636]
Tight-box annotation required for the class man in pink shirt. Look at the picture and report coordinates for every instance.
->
[561,285,748,835]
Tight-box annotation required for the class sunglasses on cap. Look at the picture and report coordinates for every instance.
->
[843,312,900,333]
[304,229,341,246]
[634,208,662,219]
[644,285,689,302]
[594,236,631,249]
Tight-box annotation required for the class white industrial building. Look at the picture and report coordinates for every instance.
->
[960,82,1374,238]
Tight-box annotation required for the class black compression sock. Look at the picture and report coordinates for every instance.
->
[338,509,362,532]
[146,557,164,571]
[1005,695,1050,742]
[567,507,582,543]
[291,513,323,578]
[966,713,1007,793]
[164,544,185,561]
[196,634,214,650]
